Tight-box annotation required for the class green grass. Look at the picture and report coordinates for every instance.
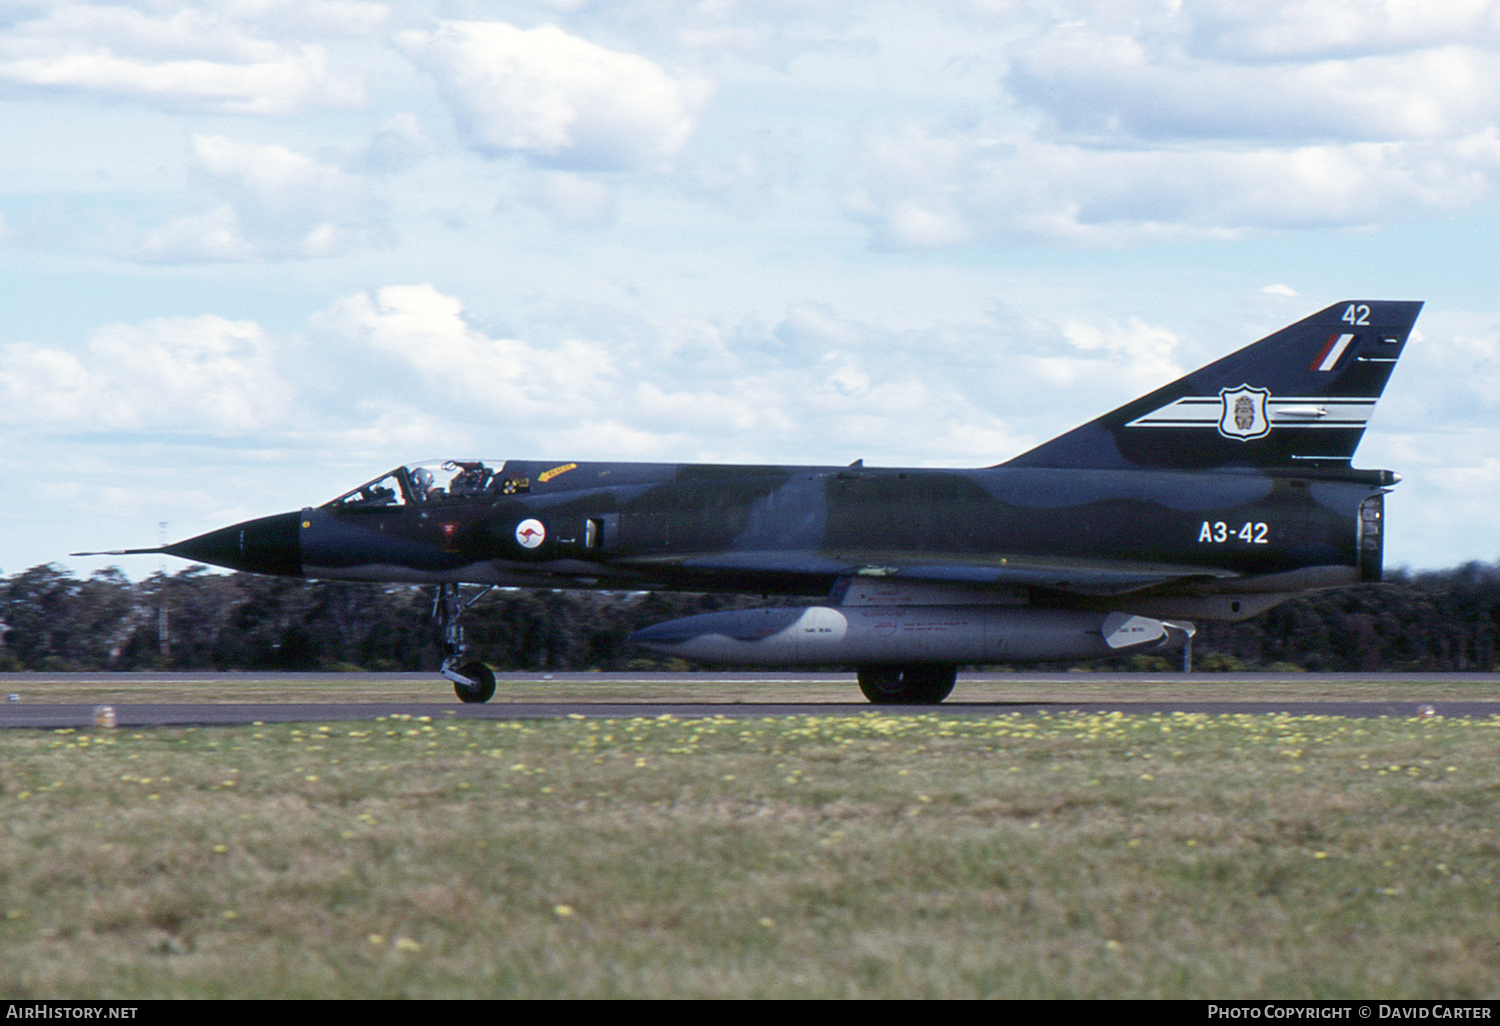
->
[3,710,1499,998]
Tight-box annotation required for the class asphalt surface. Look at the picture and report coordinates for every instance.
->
[1,671,1498,728]
[3,700,1499,729]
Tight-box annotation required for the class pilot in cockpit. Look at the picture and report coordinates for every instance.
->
[410,466,440,501]
[446,462,490,497]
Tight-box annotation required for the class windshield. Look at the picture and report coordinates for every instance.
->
[324,460,527,508]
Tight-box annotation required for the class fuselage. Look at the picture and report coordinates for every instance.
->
[180,457,1389,623]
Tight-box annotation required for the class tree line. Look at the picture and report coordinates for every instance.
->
[0,564,773,673]
[2,561,1498,673]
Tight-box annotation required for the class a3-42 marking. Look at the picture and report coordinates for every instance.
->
[1198,521,1269,544]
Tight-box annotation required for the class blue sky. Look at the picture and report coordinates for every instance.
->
[2,0,1498,577]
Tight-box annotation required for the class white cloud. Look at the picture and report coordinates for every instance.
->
[1008,27,1500,144]
[847,121,1500,247]
[315,283,621,418]
[0,2,372,112]
[837,2,1500,247]
[1185,0,1500,61]
[301,283,1045,466]
[0,314,289,433]
[1059,317,1183,390]
[398,21,712,170]
[137,135,386,261]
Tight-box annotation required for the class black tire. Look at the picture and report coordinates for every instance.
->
[453,661,497,704]
[856,664,957,705]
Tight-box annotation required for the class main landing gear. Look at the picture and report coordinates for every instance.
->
[434,583,496,703]
[856,664,957,705]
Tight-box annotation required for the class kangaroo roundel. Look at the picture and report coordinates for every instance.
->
[515,518,546,548]
[1217,386,1271,441]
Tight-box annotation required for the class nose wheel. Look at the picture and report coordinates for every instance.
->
[451,661,496,703]
[434,583,497,703]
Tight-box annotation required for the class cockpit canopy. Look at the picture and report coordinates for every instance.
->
[323,460,528,509]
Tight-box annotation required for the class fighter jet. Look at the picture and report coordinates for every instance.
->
[79,300,1422,704]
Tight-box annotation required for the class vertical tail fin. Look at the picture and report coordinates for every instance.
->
[1002,300,1423,472]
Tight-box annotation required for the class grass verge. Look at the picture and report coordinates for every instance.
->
[2,710,1498,998]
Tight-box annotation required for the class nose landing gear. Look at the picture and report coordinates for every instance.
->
[434,583,497,703]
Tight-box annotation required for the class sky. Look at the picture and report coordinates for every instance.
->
[3,0,1500,579]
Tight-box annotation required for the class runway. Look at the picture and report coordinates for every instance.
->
[2,671,1498,728]
[4,700,1500,730]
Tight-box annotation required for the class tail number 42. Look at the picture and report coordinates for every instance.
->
[1199,521,1269,544]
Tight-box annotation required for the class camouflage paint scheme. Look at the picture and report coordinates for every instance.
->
[86,300,1422,704]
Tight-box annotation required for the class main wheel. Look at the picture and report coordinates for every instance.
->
[453,661,496,704]
[857,664,957,705]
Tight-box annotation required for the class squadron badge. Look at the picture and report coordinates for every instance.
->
[1217,386,1271,441]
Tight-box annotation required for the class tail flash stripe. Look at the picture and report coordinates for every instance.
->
[1312,333,1356,372]
[1126,396,1376,430]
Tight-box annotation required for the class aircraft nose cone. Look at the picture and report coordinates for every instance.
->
[163,511,303,577]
